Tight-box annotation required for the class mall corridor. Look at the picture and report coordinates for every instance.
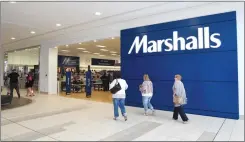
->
[1,91,244,141]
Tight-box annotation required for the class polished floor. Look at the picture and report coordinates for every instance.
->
[59,90,112,103]
[1,89,244,141]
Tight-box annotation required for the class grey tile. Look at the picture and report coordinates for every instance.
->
[2,121,75,141]
[8,131,44,141]
[1,106,86,126]
[1,119,13,126]
[239,115,244,120]
[100,121,161,141]
[197,131,216,141]
[37,121,75,135]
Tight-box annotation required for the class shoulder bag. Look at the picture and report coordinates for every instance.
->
[110,79,121,94]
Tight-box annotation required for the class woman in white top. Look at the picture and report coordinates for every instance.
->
[172,74,189,124]
[109,73,128,121]
[139,74,155,116]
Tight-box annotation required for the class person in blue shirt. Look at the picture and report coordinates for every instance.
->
[85,65,92,98]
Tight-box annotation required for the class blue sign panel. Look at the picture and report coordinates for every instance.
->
[66,71,71,95]
[58,55,80,67]
[121,11,239,119]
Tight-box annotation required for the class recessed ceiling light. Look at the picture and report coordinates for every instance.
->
[79,43,82,45]
[100,49,108,51]
[93,53,100,55]
[11,37,15,40]
[110,51,117,53]
[54,46,57,49]
[95,12,102,16]
[61,50,69,52]
[100,55,105,57]
[30,31,35,34]
[66,45,69,47]
[94,40,97,42]
[56,23,61,27]
[111,54,117,56]
[83,51,89,53]
[77,48,85,50]
[111,37,115,39]
[96,45,106,48]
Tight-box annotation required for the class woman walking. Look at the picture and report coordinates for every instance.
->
[139,74,155,116]
[109,73,128,121]
[25,72,34,97]
[172,74,189,124]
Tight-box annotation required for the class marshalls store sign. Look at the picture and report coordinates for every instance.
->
[128,27,221,54]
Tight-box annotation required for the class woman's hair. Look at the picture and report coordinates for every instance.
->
[175,74,182,80]
[115,72,121,79]
[143,74,150,81]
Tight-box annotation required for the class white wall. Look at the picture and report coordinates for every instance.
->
[39,44,58,95]
[7,50,39,65]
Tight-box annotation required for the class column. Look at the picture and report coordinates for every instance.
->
[39,43,58,95]
[0,48,4,95]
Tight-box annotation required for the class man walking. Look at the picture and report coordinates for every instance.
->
[8,69,21,99]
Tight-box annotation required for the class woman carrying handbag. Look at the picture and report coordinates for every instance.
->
[109,72,128,121]
[172,74,189,124]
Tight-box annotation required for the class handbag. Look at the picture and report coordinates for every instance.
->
[173,95,183,105]
[110,79,121,94]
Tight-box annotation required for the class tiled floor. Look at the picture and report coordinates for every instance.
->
[1,90,244,141]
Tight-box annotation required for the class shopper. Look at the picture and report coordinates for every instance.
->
[25,72,34,97]
[139,74,155,116]
[100,72,107,91]
[109,72,128,121]
[8,69,21,99]
[172,74,189,124]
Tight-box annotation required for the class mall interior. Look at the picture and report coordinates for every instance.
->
[0,1,244,141]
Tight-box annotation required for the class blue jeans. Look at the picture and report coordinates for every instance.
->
[113,98,126,118]
[142,96,154,112]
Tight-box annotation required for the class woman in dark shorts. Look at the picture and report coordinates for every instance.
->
[26,72,34,97]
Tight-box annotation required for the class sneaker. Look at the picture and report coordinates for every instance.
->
[152,110,156,115]
[113,117,118,121]
[183,121,189,124]
[124,116,128,121]
[144,113,148,116]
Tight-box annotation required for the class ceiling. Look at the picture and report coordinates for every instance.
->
[57,37,120,57]
[1,1,217,53]
[1,1,162,51]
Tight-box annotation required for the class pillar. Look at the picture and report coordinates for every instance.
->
[39,43,58,95]
[0,48,4,95]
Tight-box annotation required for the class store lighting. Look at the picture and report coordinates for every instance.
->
[54,46,57,49]
[30,31,36,34]
[110,51,117,53]
[83,51,89,53]
[11,37,15,40]
[66,45,69,47]
[111,54,117,56]
[100,55,105,57]
[96,45,106,48]
[95,12,102,16]
[111,37,115,39]
[77,48,85,50]
[9,1,16,4]
[100,49,108,51]
[94,40,97,42]
[79,43,82,45]
[56,23,61,27]
[93,53,100,55]
[61,50,69,52]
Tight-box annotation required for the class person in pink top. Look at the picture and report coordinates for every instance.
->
[139,74,155,116]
